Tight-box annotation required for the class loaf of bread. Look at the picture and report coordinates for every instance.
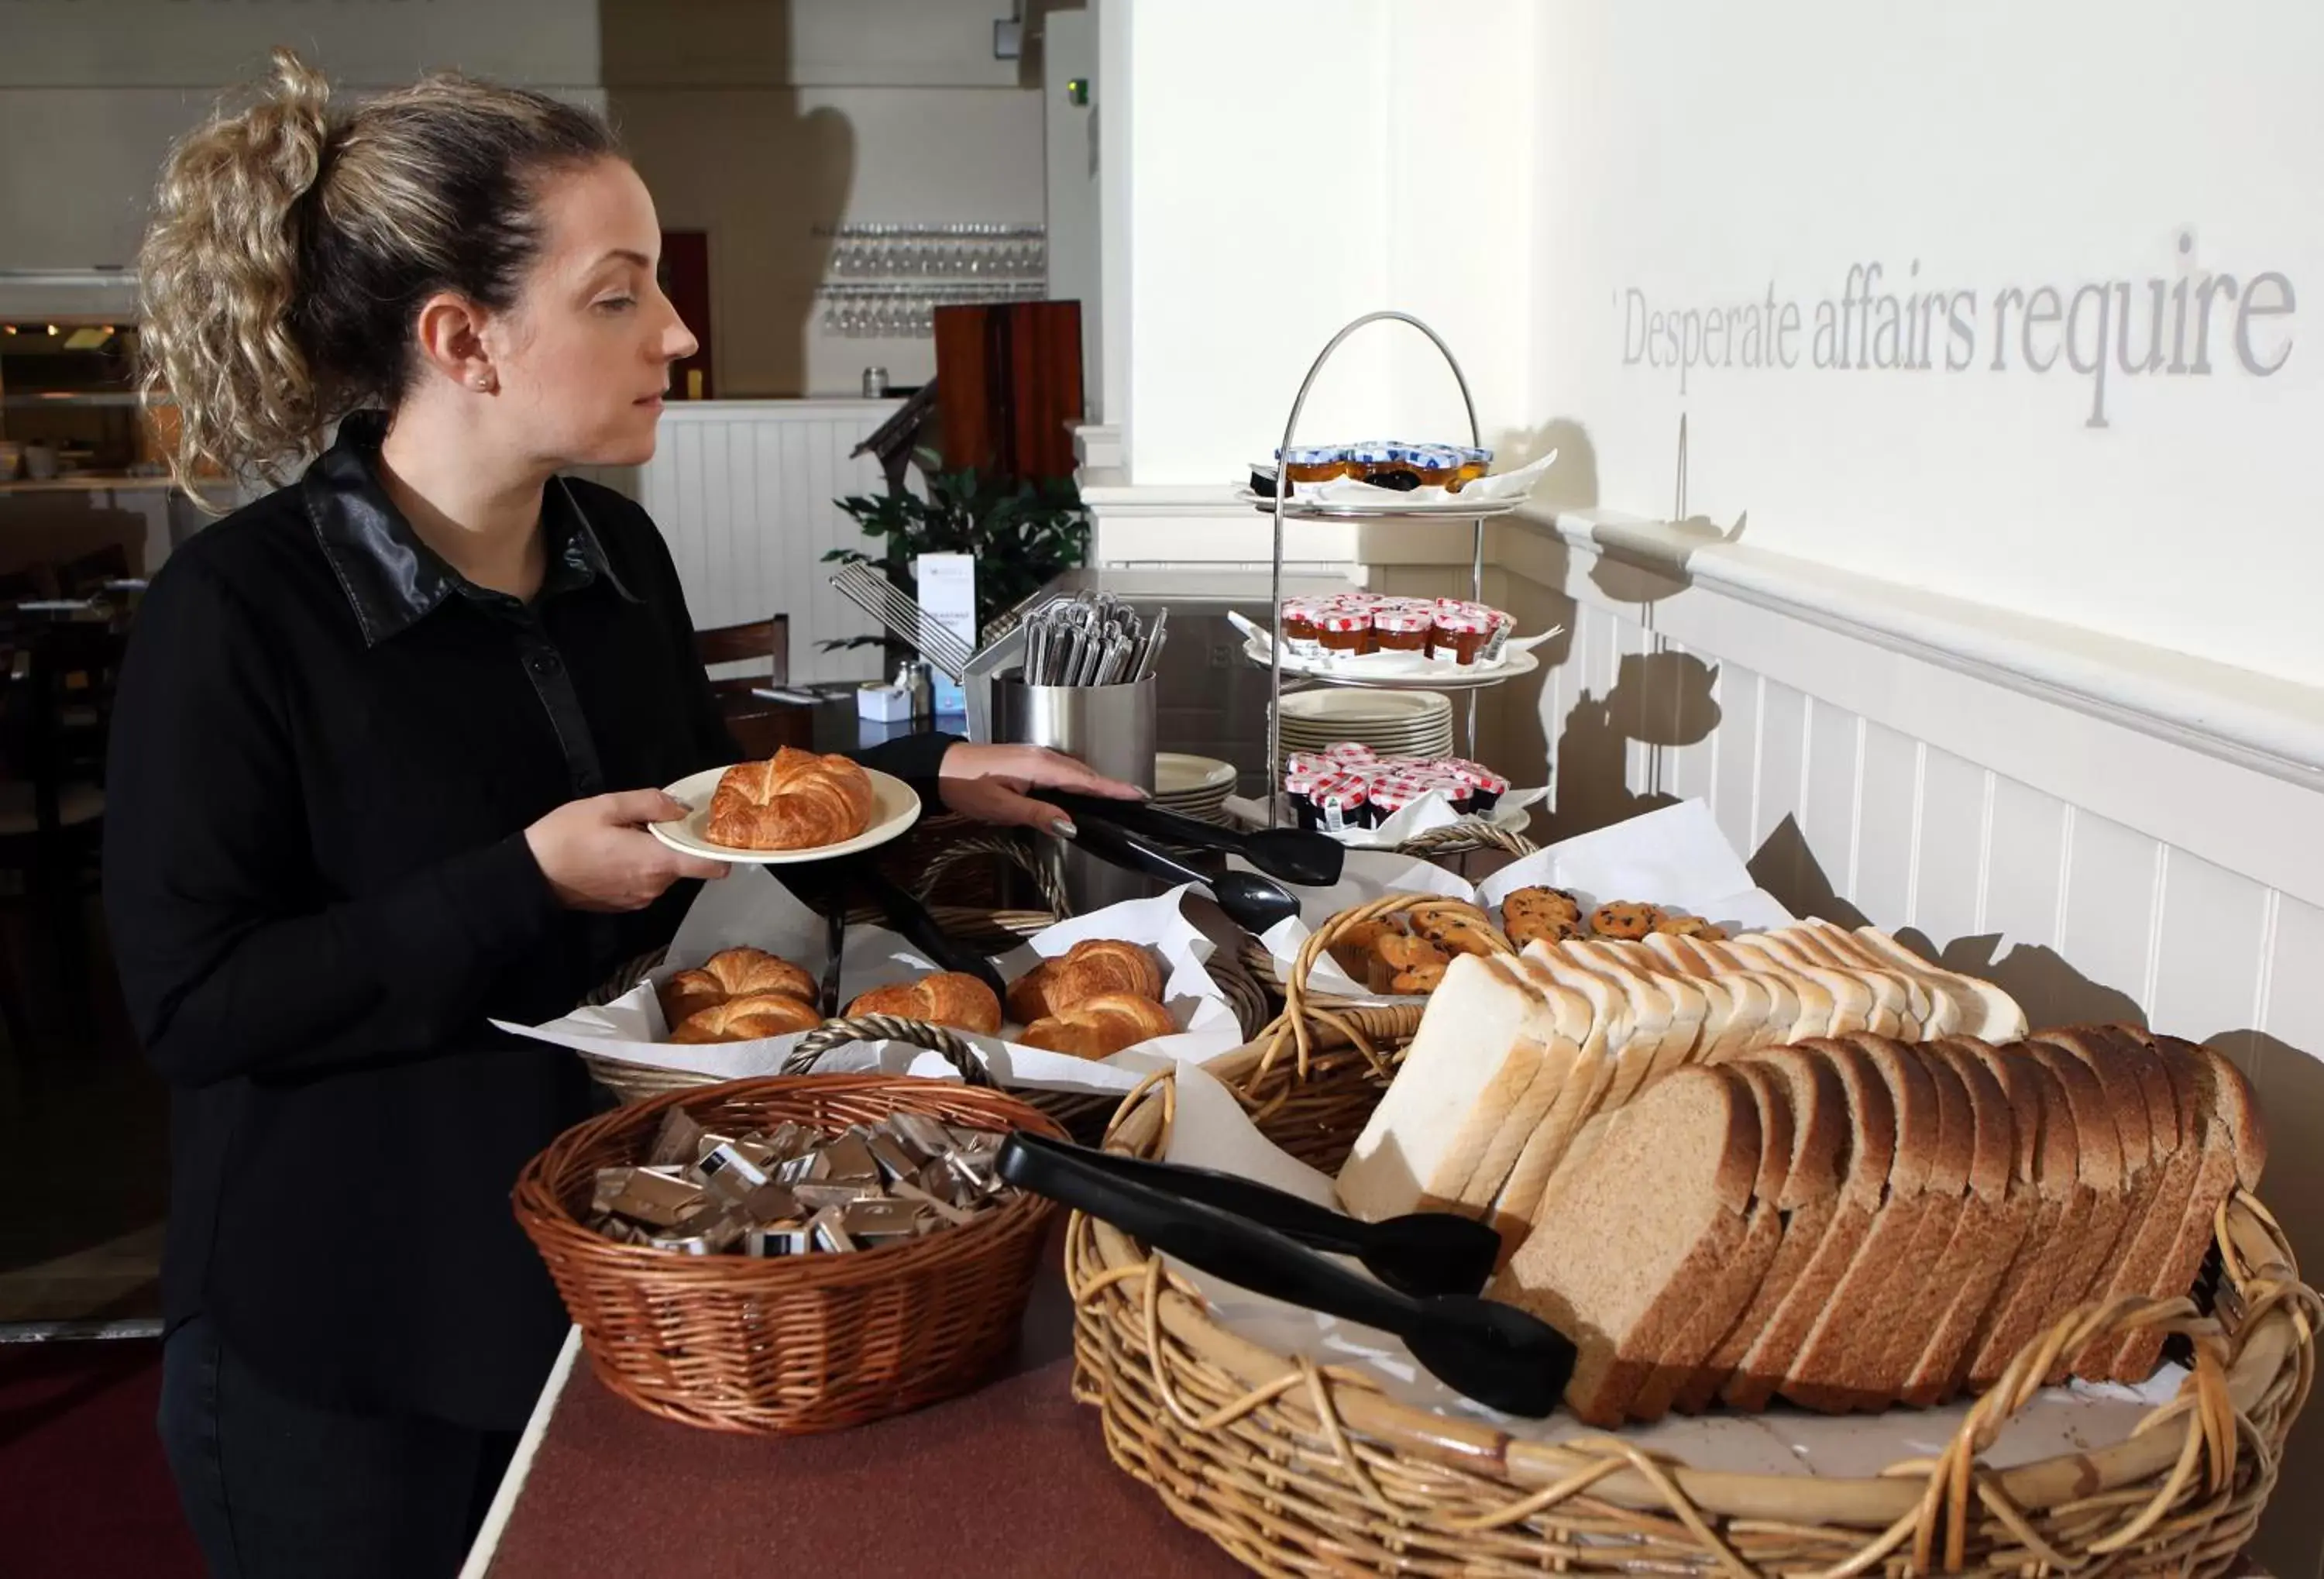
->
[705,747,875,850]
[1478,1029,2264,1424]
[844,972,1004,1035]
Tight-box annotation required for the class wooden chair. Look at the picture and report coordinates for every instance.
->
[693,616,812,759]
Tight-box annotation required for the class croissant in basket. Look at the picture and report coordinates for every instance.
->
[705,747,876,851]
[669,992,823,1044]
[1005,939,1165,1023]
[658,946,816,1028]
[1019,992,1178,1061]
[844,972,1004,1036]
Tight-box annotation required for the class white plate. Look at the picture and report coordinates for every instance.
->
[1155,752,1237,796]
[1246,639,1538,691]
[1236,486,1525,521]
[649,765,922,864]
[1277,688,1452,727]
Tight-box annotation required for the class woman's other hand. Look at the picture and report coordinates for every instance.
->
[524,790,730,911]
[935,743,1146,836]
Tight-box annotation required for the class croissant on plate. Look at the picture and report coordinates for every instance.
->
[705,748,876,851]
[658,946,816,1028]
[844,972,1004,1036]
[1018,992,1178,1060]
[1005,939,1165,1023]
[669,992,823,1044]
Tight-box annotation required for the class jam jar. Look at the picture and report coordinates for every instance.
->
[1397,444,1460,489]
[1316,604,1373,657]
[1452,445,1494,490]
[1323,741,1377,767]
[1367,774,1425,825]
[1277,444,1349,486]
[1421,771,1475,817]
[1479,607,1516,663]
[1279,597,1324,659]
[1347,442,1415,490]
[1429,604,1493,666]
[1305,773,1372,832]
[1282,763,1322,825]
[1443,759,1510,813]
[1370,601,1433,653]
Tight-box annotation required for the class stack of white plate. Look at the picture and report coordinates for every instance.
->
[1275,689,1456,761]
[1153,752,1238,824]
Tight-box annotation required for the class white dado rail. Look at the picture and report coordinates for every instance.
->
[570,400,899,685]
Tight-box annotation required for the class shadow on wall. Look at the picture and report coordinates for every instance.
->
[600,0,856,397]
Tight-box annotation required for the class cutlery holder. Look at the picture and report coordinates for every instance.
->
[991,669,1157,913]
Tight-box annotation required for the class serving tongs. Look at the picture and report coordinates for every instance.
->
[1049,790,1343,889]
[996,1132,1573,1416]
[1063,814,1300,935]
[835,856,1008,1003]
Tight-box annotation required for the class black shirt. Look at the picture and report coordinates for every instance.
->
[102,413,954,1429]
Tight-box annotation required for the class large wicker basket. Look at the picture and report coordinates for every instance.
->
[1064,901,2322,1577]
[514,1074,1065,1435]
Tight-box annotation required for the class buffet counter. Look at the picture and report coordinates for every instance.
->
[461,1226,1239,1579]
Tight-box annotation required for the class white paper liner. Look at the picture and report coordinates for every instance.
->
[1244,799,1797,1003]
[1224,786,1549,848]
[1155,1061,2185,1476]
[493,871,1244,1096]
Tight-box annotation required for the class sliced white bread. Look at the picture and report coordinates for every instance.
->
[1722,1039,1896,1410]
[1961,1051,2088,1390]
[1848,927,2027,1039]
[1676,1045,1848,1413]
[1901,1037,2031,1406]
[1453,960,1587,1212]
[1786,921,1937,1034]
[1726,934,1878,1038]
[1490,1064,1762,1426]
[1782,1037,1943,1410]
[1628,1061,1793,1421]
[1336,954,1548,1222]
[2106,1033,2265,1381]
[1500,943,1655,1218]
[1641,934,1772,1056]
[1489,951,1624,1228]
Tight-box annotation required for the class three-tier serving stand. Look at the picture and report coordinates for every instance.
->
[1255,311,1528,832]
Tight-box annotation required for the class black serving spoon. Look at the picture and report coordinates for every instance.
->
[1050,791,1345,889]
[1064,814,1301,936]
[997,1133,1573,1416]
[1002,1132,1500,1299]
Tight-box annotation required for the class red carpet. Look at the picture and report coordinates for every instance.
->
[0,1340,203,1577]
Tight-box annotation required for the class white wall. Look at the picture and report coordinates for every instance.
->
[1532,0,2324,687]
[1109,0,1535,483]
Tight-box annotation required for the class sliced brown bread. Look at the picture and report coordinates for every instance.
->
[1783,1037,1945,1409]
[1491,1065,1762,1426]
[1628,1061,1792,1421]
[2012,1039,2130,1373]
[2061,1026,2192,1378]
[1676,1046,1848,1413]
[1901,1037,2030,1405]
[1854,1036,1978,1405]
[2028,1029,2154,1382]
[1961,1051,2088,1388]
[2105,1033,2266,1380]
[1722,1038,1897,1410]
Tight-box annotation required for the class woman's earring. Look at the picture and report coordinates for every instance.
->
[473,374,497,393]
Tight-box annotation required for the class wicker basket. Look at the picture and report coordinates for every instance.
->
[513,1074,1065,1435]
[1060,906,2323,1577]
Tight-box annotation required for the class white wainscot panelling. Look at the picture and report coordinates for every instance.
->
[572,401,896,685]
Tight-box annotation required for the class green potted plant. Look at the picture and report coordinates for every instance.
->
[823,449,1091,662]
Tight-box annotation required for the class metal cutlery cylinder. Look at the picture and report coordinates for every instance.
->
[992,669,1157,913]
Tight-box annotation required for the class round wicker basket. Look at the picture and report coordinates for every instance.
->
[1061,905,2322,1577]
[513,1074,1066,1436]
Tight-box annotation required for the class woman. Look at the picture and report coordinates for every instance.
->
[105,49,1133,1578]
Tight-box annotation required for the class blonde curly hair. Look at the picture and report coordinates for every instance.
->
[137,47,620,503]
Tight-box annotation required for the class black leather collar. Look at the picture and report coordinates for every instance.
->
[302,410,637,647]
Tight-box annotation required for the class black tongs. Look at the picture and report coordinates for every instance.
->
[1050,790,1345,888]
[835,856,1008,1003]
[997,1132,1571,1416]
[1057,814,1301,936]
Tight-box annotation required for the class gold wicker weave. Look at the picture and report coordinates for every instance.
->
[1061,903,2322,1577]
[514,1074,1065,1436]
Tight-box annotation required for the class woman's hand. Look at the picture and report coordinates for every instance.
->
[935,742,1147,836]
[525,790,730,912]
